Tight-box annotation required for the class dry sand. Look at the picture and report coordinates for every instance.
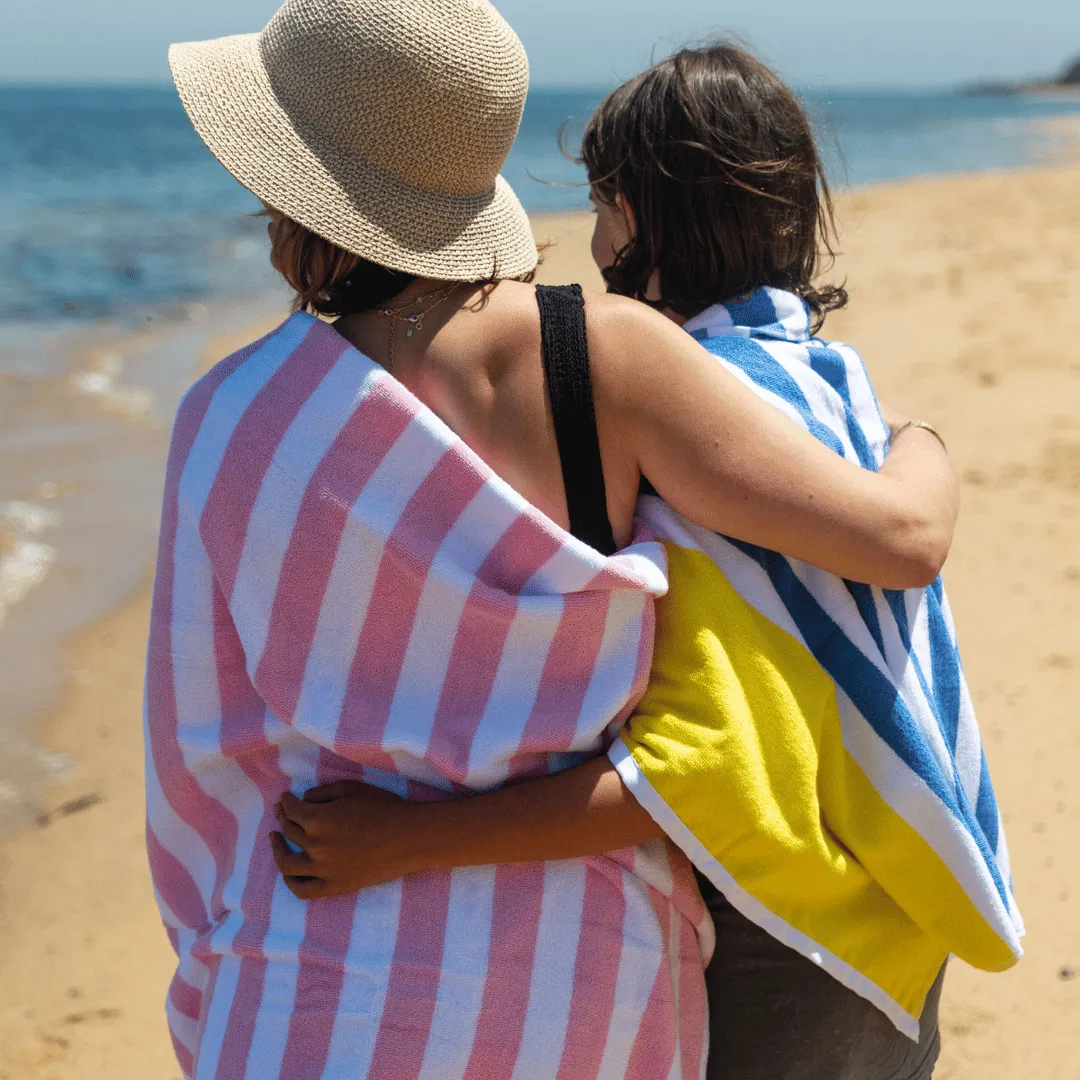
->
[2,170,1079,1078]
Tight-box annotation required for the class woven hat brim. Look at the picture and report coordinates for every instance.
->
[169,34,539,282]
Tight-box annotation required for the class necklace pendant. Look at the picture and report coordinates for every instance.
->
[406,328,414,338]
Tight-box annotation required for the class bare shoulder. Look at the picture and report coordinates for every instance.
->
[583,290,694,358]
[581,290,704,407]
[581,290,669,335]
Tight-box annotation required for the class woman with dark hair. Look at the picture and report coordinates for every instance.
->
[147,4,962,1076]
[274,44,1022,1080]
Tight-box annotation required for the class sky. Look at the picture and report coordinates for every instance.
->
[1,0,1078,89]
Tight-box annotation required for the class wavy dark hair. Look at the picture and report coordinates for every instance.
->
[260,206,417,316]
[581,44,847,330]
[259,206,540,317]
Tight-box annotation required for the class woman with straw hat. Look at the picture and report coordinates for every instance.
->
[146,1,959,1076]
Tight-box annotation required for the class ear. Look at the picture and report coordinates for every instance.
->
[614,192,637,242]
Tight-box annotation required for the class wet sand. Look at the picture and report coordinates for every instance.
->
[2,172,1079,1077]
[0,299,288,834]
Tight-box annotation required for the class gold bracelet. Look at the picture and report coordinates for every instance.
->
[891,420,946,451]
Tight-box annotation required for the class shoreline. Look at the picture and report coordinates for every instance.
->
[3,162,1080,1077]
[0,299,289,835]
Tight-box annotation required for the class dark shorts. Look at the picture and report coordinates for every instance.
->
[698,873,945,1080]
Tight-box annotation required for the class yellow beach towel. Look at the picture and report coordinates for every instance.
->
[608,288,1023,1039]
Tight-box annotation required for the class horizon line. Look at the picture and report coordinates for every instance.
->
[0,77,986,96]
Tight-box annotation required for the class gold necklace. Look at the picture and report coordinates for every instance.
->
[375,284,459,374]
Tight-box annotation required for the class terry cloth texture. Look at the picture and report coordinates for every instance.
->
[169,0,538,282]
[611,286,1024,1041]
[145,312,712,1080]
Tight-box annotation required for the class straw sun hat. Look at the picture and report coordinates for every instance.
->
[169,0,538,281]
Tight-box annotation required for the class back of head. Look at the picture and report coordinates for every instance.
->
[582,44,846,329]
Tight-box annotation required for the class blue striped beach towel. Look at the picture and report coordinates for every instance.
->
[611,286,1024,1038]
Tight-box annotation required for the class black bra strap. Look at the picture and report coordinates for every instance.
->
[536,284,617,557]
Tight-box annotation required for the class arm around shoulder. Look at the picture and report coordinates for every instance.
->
[587,295,958,589]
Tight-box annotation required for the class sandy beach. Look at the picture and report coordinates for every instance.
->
[2,164,1079,1078]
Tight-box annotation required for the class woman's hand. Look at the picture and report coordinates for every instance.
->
[269,783,425,900]
[270,757,664,900]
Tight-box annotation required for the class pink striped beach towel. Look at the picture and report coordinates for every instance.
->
[145,312,713,1080]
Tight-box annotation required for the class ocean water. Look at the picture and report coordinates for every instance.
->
[511,87,1080,210]
[1,83,1079,831]
[3,86,1080,323]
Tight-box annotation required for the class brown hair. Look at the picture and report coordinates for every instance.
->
[261,206,539,316]
[261,207,416,316]
[581,44,846,329]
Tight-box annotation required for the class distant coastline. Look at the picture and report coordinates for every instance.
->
[964,55,1080,97]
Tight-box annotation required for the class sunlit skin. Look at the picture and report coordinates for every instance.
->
[589,191,632,277]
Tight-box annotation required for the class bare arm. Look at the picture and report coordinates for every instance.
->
[590,295,958,589]
[271,758,660,899]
